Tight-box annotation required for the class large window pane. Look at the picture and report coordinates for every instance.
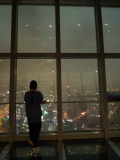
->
[16,103,57,133]
[105,59,120,130]
[0,59,10,133]
[62,103,101,131]
[16,59,57,133]
[61,59,101,131]
[61,59,99,102]
[102,8,120,53]
[105,59,120,92]
[18,6,55,53]
[60,7,97,53]
[0,6,11,53]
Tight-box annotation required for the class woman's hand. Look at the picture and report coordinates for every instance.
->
[40,100,47,104]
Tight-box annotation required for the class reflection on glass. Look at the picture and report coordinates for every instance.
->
[65,143,103,155]
[0,104,9,133]
[65,141,120,160]
[5,141,57,159]
[105,59,120,129]
[60,7,97,53]
[62,103,101,131]
[61,59,99,102]
[0,6,11,53]
[102,8,120,53]
[16,59,57,133]
[18,6,55,53]
[108,102,120,130]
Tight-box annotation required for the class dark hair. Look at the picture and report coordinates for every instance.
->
[30,80,37,89]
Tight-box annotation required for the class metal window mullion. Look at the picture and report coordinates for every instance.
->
[9,0,18,142]
[55,0,62,141]
[98,58,109,139]
[94,0,109,139]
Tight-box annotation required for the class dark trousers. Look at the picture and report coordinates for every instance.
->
[28,122,41,147]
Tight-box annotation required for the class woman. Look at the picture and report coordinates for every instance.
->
[24,80,46,149]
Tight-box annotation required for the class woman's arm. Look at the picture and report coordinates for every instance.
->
[40,100,47,104]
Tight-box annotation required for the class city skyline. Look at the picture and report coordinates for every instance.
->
[0,5,120,135]
[0,79,120,133]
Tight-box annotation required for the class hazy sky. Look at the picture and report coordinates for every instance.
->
[0,6,120,92]
[1,6,120,52]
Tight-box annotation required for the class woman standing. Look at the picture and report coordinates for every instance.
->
[24,80,46,149]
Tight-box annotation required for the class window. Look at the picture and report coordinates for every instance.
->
[0,59,10,133]
[102,8,120,53]
[0,5,11,53]
[105,59,120,130]
[18,6,56,53]
[60,7,97,53]
[16,59,57,133]
[61,59,101,131]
